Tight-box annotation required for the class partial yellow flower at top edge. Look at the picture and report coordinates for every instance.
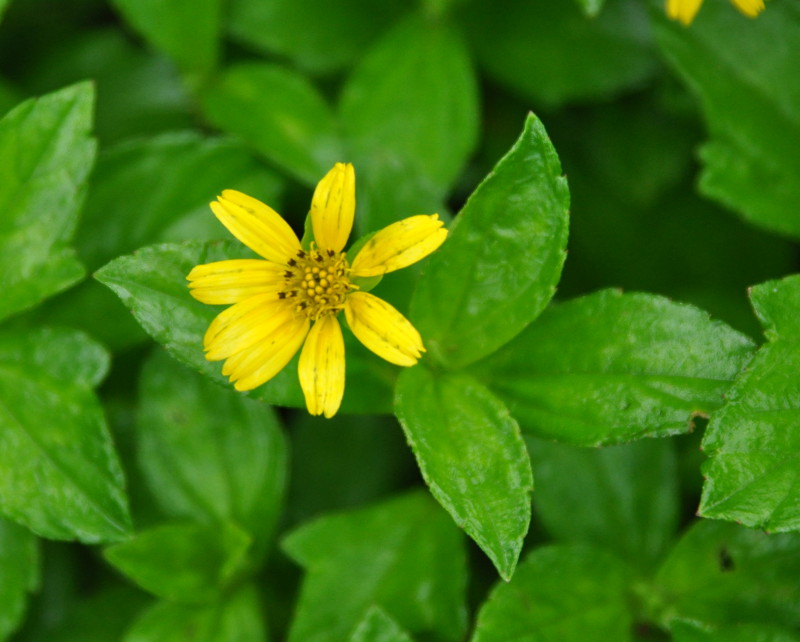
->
[186,163,448,419]
[666,0,765,25]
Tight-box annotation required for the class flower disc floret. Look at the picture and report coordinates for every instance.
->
[280,246,355,320]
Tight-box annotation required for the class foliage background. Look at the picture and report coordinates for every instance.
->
[1,0,799,640]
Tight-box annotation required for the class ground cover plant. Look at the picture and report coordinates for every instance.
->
[1,0,799,639]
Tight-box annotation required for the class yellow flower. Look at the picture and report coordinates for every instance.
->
[666,0,765,25]
[187,163,448,418]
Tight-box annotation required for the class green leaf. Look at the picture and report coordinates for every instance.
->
[123,584,267,642]
[671,620,800,642]
[654,520,800,629]
[201,63,342,185]
[395,367,532,581]
[654,2,800,239]
[459,0,656,108]
[340,14,478,191]
[699,275,800,531]
[226,0,407,75]
[0,82,94,321]
[110,0,220,72]
[0,329,131,543]
[23,29,193,144]
[471,545,632,642]
[574,0,606,17]
[95,241,394,413]
[29,586,149,642]
[0,326,109,388]
[411,113,569,369]
[138,350,287,557]
[476,289,755,446]
[77,131,283,270]
[105,522,251,603]
[0,518,39,640]
[282,491,466,642]
[527,437,678,571]
[348,607,414,642]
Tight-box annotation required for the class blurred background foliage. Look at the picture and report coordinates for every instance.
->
[1,0,798,639]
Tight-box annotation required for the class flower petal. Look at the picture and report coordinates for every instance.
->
[666,0,703,24]
[187,259,286,305]
[344,292,424,367]
[349,214,448,278]
[211,190,301,264]
[224,314,310,391]
[310,163,355,253]
[731,0,764,17]
[204,294,291,361]
[298,315,345,418]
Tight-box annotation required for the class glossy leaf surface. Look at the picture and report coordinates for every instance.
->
[395,367,532,580]
[411,113,569,369]
[700,275,800,530]
[477,289,754,445]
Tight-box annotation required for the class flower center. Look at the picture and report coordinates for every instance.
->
[278,245,354,319]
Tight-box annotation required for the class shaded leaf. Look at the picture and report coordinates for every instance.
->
[527,436,678,571]
[340,14,478,192]
[459,0,655,108]
[654,2,800,238]
[123,584,266,642]
[477,289,754,445]
[0,518,39,640]
[111,0,220,72]
[138,350,287,558]
[671,620,800,642]
[654,520,800,629]
[282,491,466,642]
[700,275,800,531]
[226,0,407,74]
[472,545,632,642]
[201,63,342,185]
[411,113,569,369]
[348,606,414,642]
[105,522,251,603]
[395,367,531,580]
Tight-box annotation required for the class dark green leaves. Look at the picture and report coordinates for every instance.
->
[201,63,342,185]
[459,0,656,108]
[138,350,287,555]
[123,584,266,642]
[700,276,800,531]
[282,491,467,642]
[528,437,678,571]
[472,545,632,642]
[477,289,755,445]
[655,2,800,238]
[654,520,800,629]
[226,0,406,75]
[411,113,569,369]
[0,82,94,321]
[0,327,131,543]
[340,15,478,192]
[395,367,531,581]
[105,522,251,603]
[0,518,38,640]
[111,0,221,72]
